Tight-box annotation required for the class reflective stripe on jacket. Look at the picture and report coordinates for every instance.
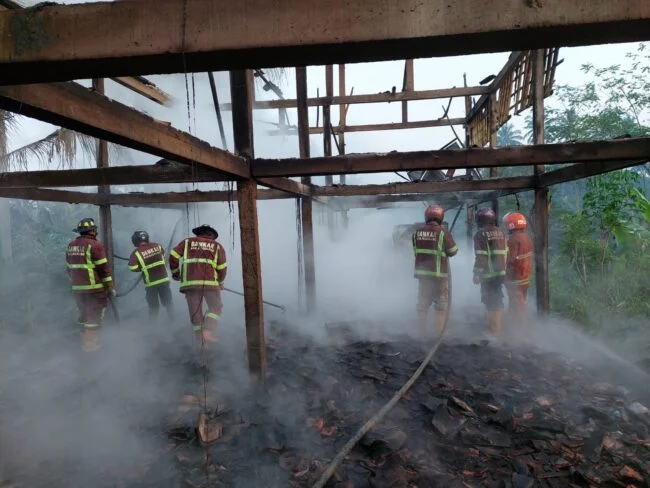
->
[66,236,112,293]
[128,242,170,287]
[412,222,458,279]
[473,224,507,279]
[168,236,227,291]
[506,230,534,285]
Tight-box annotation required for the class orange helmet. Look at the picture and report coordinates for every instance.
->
[424,204,445,224]
[503,211,527,232]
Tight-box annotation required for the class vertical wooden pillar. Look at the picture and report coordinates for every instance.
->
[338,64,349,230]
[230,69,267,379]
[91,78,114,276]
[0,198,12,263]
[324,65,335,238]
[296,67,317,314]
[463,74,474,239]
[532,49,550,315]
[402,60,414,123]
[488,92,499,221]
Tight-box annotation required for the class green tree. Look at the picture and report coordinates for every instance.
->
[497,122,523,146]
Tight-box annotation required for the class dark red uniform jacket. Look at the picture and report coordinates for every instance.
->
[506,230,534,285]
[412,222,458,279]
[168,236,228,292]
[128,242,170,287]
[473,224,508,279]
[66,235,113,293]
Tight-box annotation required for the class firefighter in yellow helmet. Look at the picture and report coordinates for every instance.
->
[65,218,115,352]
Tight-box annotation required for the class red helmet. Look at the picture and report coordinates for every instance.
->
[424,204,445,224]
[476,207,496,227]
[503,212,527,232]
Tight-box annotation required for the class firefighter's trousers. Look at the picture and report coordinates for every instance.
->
[183,288,223,335]
[417,278,449,338]
[145,282,173,321]
[506,283,529,325]
[74,291,108,352]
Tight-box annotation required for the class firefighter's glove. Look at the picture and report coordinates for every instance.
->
[172,272,180,281]
[473,275,480,285]
[109,288,117,298]
[219,284,225,291]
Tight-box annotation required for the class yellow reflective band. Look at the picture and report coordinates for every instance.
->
[216,262,227,270]
[448,246,458,254]
[170,250,182,260]
[93,258,108,265]
[415,269,448,278]
[192,324,202,332]
[144,259,166,270]
[182,280,220,287]
[170,267,180,274]
[508,278,530,285]
[415,249,443,255]
[128,264,139,271]
[101,276,113,283]
[476,250,489,255]
[84,323,100,329]
[72,284,104,291]
[516,252,533,260]
[145,277,170,287]
[206,312,220,321]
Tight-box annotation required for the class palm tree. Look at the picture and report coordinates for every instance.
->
[497,122,524,147]
[0,109,98,171]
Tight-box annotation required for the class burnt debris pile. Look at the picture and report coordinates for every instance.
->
[162,325,650,488]
[2,322,650,487]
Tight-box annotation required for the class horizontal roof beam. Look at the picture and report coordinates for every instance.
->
[222,86,490,111]
[268,118,465,136]
[0,161,230,188]
[253,138,650,177]
[100,189,289,205]
[0,82,250,178]
[0,187,99,204]
[539,159,647,187]
[1,0,649,83]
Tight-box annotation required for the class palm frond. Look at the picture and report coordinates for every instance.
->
[0,110,21,156]
[0,127,96,171]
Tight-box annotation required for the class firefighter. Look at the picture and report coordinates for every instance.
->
[66,217,115,352]
[168,224,227,345]
[472,208,508,336]
[128,230,173,321]
[503,212,534,326]
[413,204,458,339]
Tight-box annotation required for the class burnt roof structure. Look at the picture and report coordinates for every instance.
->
[1,0,650,378]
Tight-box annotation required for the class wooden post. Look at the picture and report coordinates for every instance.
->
[296,66,317,314]
[229,69,267,379]
[488,91,499,220]
[324,64,335,238]
[91,78,114,277]
[0,198,12,263]
[532,49,550,315]
[402,59,414,123]
[338,64,349,229]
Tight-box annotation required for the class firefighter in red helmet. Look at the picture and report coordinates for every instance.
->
[503,212,534,326]
[66,217,115,352]
[473,208,508,336]
[168,224,227,347]
[412,204,458,339]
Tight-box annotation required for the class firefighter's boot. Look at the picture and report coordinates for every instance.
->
[434,309,447,337]
[488,309,503,336]
[81,327,100,353]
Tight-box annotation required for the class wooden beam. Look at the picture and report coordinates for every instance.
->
[539,159,647,187]
[0,82,249,178]
[231,69,267,381]
[223,86,490,111]
[256,177,312,196]
[489,91,499,218]
[296,66,316,315]
[312,177,534,197]
[467,52,526,123]
[111,76,171,106]
[100,189,287,205]
[402,59,414,123]
[267,118,465,136]
[0,0,171,106]
[253,138,650,177]
[0,187,99,204]
[2,0,650,83]
[0,162,228,188]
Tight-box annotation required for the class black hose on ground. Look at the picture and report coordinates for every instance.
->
[312,266,453,488]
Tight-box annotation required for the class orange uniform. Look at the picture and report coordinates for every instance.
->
[505,230,534,324]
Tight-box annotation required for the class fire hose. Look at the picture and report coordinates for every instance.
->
[312,266,453,488]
